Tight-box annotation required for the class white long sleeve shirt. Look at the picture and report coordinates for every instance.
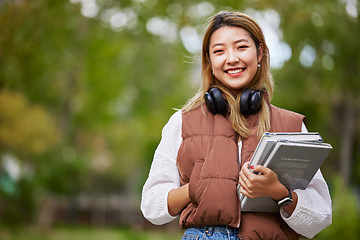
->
[141,110,332,239]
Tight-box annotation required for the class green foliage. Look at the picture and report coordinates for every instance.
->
[313,176,360,239]
[0,178,37,226]
[266,0,360,181]
[0,226,183,240]
[36,150,88,194]
[0,90,60,155]
[0,0,191,224]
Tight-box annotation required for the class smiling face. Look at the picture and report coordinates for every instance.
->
[209,26,262,95]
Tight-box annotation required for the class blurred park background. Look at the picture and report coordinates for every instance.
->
[0,0,359,239]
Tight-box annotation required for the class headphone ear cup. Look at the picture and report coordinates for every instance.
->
[204,87,227,114]
[204,92,216,114]
[240,89,262,115]
[250,91,262,114]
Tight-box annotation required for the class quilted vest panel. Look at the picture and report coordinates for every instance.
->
[177,104,305,230]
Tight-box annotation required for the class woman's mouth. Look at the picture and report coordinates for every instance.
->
[226,68,245,75]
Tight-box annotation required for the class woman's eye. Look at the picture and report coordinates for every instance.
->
[238,45,248,50]
[213,49,223,54]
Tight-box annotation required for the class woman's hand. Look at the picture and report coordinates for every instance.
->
[238,162,298,215]
[239,162,288,199]
[167,183,191,216]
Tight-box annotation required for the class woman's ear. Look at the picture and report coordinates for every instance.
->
[257,43,264,63]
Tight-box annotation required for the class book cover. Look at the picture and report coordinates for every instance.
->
[239,137,332,212]
[250,132,323,166]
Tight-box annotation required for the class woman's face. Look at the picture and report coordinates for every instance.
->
[209,26,262,95]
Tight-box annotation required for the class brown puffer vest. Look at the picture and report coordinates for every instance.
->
[177,104,305,239]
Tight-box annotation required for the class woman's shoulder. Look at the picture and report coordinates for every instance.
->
[160,110,183,138]
[270,104,306,131]
[270,104,305,120]
[168,106,208,132]
[157,110,183,155]
[163,106,207,135]
[182,104,209,119]
[164,110,182,128]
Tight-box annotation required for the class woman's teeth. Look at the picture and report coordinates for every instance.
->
[227,69,244,74]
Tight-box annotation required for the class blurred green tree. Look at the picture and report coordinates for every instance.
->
[0,0,191,225]
[263,0,360,186]
[314,176,360,239]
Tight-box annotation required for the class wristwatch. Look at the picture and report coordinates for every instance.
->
[275,187,293,208]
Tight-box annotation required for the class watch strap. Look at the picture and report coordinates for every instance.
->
[276,187,293,208]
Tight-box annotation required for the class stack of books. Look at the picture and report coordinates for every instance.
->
[238,132,332,212]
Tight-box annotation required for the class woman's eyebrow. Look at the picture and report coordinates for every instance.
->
[211,39,250,49]
[234,39,250,44]
[210,42,224,49]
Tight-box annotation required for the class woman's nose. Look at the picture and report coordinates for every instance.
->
[226,51,240,64]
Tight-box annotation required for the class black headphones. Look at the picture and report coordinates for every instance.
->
[204,87,262,115]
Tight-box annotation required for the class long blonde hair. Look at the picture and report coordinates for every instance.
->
[182,11,274,138]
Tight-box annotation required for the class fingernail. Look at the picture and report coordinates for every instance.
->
[250,165,255,169]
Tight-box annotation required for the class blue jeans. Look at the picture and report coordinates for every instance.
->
[181,226,240,240]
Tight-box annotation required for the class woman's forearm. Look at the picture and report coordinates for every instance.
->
[167,183,191,216]
[282,191,298,215]
[271,183,298,216]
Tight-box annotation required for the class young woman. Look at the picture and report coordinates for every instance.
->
[141,11,332,240]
